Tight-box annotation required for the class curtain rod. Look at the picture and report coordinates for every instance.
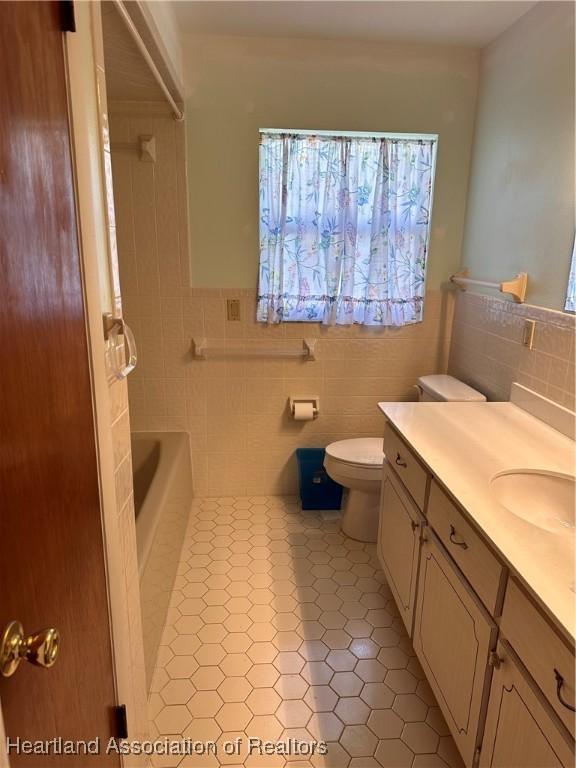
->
[260,128,438,141]
[111,0,184,122]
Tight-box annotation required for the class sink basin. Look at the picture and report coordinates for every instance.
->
[490,470,576,534]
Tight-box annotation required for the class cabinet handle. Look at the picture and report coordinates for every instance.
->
[449,525,468,550]
[395,453,407,468]
[410,520,419,532]
[554,668,576,712]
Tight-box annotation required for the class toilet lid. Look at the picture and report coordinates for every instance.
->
[325,438,384,466]
[417,374,486,402]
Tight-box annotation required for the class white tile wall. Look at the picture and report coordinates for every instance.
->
[108,378,150,751]
[125,288,453,497]
[94,35,149,747]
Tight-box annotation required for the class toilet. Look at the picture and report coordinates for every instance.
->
[324,374,486,542]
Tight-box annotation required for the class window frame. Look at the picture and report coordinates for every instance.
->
[257,128,439,325]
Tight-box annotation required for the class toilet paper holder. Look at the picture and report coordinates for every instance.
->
[289,396,320,420]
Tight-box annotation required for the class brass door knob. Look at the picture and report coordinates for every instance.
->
[1,620,60,678]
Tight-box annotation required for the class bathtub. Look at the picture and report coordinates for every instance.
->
[131,431,192,688]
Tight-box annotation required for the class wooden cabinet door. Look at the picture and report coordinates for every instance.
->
[413,532,498,767]
[480,641,574,768]
[377,462,424,636]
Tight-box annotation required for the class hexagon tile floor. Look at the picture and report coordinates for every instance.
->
[148,496,464,768]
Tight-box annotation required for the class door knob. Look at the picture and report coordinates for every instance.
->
[0,620,60,678]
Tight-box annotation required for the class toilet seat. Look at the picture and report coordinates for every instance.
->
[324,438,384,484]
[325,438,384,467]
[323,438,383,542]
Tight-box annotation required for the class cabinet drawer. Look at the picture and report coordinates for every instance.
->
[384,423,429,510]
[377,462,425,637]
[414,532,498,767]
[480,640,574,768]
[428,481,505,615]
[501,579,575,737]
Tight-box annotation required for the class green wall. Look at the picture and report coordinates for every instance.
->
[184,35,479,290]
[461,2,575,311]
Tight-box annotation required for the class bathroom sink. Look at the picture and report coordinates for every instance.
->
[490,470,576,534]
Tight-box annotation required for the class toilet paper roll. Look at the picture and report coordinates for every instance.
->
[293,402,315,421]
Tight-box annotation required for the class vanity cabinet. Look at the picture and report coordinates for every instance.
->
[427,482,506,616]
[379,417,575,768]
[383,422,429,510]
[480,641,574,768]
[500,579,575,737]
[377,462,424,635]
[413,532,498,766]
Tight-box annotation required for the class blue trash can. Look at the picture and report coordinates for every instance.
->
[296,448,343,510]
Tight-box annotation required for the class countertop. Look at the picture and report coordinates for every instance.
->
[378,400,576,643]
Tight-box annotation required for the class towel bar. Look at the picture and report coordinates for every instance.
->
[450,269,528,303]
[192,338,316,361]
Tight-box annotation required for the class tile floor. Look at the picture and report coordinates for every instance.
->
[149,496,464,768]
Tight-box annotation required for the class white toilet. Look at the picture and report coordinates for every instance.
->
[324,375,486,542]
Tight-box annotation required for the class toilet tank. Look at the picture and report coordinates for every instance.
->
[417,374,486,402]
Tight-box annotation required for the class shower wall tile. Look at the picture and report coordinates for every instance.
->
[109,378,150,756]
[92,6,149,750]
[111,408,132,467]
[115,450,134,508]
[448,292,575,407]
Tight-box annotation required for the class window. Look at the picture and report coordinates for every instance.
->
[257,130,437,326]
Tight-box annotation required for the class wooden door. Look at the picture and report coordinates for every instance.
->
[0,3,120,764]
[413,533,498,767]
[480,641,574,768]
[377,462,424,636]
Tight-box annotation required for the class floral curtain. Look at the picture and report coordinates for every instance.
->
[257,132,437,325]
